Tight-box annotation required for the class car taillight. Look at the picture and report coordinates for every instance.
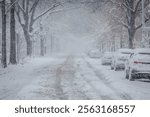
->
[134,61,143,64]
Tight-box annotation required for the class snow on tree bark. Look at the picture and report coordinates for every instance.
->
[10,0,17,64]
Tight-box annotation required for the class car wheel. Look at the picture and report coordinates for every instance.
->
[114,66,118,71]
[129,69,134,81]
[111,65,114,70]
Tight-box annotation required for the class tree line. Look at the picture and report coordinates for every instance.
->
[1,0,150,68]
[85,0,150,51]
[0,0,63,68]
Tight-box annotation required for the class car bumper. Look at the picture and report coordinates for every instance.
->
[101,60,111,65]
[115,62,125,69]
[132,69,150,79]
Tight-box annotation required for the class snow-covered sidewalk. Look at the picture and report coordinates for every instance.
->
[0,57,65,99]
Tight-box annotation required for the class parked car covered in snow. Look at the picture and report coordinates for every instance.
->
[101,52,113,65]
[88,49,101,59]
[125,48,150,81]
[111,48,133,71]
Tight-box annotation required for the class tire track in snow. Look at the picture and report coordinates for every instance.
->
[83,57,132,100]
[75,57,116,99]
[54,56,71,100]
[79,73,113,100]
[54,56,90,100]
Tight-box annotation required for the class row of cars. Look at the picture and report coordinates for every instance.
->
[89,48,150,81]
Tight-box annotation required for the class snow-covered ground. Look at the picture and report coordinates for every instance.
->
[0,55,150,100]
[0,56,65,99]
[86,58,150,100]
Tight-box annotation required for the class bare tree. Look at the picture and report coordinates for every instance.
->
[15,0,61,56]
[111,0,150,48]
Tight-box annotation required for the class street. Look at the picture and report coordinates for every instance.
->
[0,55,150,100]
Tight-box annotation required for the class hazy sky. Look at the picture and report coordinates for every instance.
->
[41,3,109,54]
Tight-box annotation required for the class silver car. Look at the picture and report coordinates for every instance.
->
[101,52,113,65]
[88,49,101,59]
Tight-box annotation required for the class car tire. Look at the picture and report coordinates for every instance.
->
[114,66,118,71]
[129,69,134,81]
[111,66,114,70]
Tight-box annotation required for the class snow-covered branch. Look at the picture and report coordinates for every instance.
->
[135,16,150,30]
[122,2,134,12]
[135,0,142,13]
[29,0,39,13]
[33,3,61,22]
[15,8,25,28]
[17,2,26,14]
[111,13,128,29]
[5,0,19,14]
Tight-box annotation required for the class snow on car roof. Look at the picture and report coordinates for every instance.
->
[134,48,150,54]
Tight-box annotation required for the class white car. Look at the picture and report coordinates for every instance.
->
[111,49,133,71]
[125,48,150,81]
[88,50,101,59]
[101,52,113,65]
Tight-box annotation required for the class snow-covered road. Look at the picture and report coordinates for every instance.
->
[0,55,150,100]
[86,58,150,100]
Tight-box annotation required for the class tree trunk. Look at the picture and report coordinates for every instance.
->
[26,38,32,56]
[120,26,123,48]
[16,33,20,62]
[1,0,7,68]
[126,0,136,49]
[128,29,135,49]
[23,29,32,56]
[40,38,44,56]
[50,35,53,55]
[10,0,17,64]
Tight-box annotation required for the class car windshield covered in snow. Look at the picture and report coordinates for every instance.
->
[136,53,150,59]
